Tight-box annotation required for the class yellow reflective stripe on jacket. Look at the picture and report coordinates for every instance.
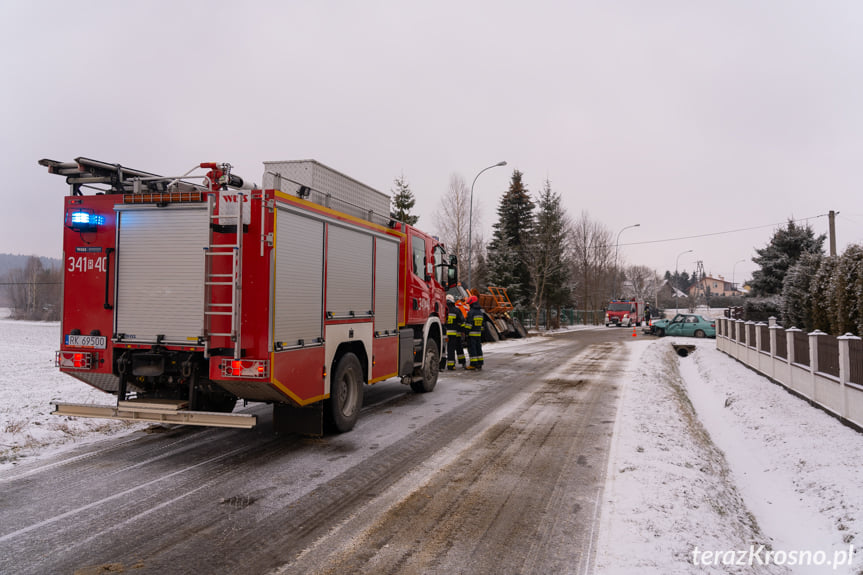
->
[447,312,461,336]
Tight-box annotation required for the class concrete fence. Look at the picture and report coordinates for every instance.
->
[716,317,863,430]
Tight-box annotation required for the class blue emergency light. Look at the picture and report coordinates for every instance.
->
[66,209,104,232]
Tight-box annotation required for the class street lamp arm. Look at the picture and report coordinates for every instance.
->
[471,161,507,190]
[467,161,508,289]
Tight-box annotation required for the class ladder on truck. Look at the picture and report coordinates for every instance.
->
[203,192,244,359]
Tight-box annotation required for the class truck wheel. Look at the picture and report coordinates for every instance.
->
[513,318,528,338]
[483,319,500,342]
[327,353,363,432]
[411,339,439,393]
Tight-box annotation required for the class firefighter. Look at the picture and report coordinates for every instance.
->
[445,294,467,370]
[465,295,484,370]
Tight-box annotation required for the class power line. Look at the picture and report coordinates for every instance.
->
[615,213,829,248]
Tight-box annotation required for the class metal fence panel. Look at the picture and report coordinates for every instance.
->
[759,325,770,352]
[817,335,840,377]
[747,324,756,347]
[850,339,863,385]
[774,330,787,359]
[512,309,606,328]
[793,332,810,366]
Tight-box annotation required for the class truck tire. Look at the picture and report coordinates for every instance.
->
[411,339,439,393]
[513,318,528,338]
[327,352,363,432]
[483,319,500,342]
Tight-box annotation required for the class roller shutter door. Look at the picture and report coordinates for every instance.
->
[273,209,324,348]
[374,238,399,334]
[114,206,208,344]
[326,224,372,318]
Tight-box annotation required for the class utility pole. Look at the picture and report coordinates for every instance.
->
[828,210,837,256]
[693,260,706,307]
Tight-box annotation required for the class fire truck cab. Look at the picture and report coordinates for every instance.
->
[605,299,642,327]
[43,157,452,435]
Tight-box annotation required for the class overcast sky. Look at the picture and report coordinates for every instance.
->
[3,1,862,283]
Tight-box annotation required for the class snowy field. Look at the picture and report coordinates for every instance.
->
[0,308,143,465]
[2,310,862,573]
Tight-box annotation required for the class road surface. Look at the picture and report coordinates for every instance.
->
[0,327,633,575]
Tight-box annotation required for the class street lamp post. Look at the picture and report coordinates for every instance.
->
[467,161,507,290]
[675,249,693,314]
[732,259,746,294]
[613,223,640,299]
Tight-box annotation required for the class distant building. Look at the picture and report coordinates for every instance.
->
[688,275,739,298]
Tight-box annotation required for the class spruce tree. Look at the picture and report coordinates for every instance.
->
[832,245,863,335]
[751,220,825,296]
[856,249,863,336]
[810,256,838,332]
[781,251,821,330]
[390,174,419,225]
[486,170,535,307]
[526,179,571,324]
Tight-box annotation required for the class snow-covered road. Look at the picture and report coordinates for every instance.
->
[2,309,861,573]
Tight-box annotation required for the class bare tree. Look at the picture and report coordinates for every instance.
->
[623,264,654,302]
[470,229,490,291]
[569,211,613,323]
[434,173,480,282]
[4,256,61,320]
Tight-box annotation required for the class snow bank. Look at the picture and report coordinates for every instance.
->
[597,338,862,574]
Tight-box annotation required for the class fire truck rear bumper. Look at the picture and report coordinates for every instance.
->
[52,399,256,429]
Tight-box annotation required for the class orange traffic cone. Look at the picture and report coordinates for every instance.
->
[632,324,637,337]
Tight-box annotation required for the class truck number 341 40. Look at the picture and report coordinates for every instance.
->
[67,256,108,274]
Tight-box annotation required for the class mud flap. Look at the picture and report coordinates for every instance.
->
[398,329,414,377]
[273,401,323,436]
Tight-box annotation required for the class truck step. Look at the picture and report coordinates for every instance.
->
[52,401,256,429]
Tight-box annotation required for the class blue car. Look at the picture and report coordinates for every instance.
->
[650,314,716,338]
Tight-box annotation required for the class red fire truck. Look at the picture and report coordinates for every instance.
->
[42,157,452,435]
[604,299,643,327]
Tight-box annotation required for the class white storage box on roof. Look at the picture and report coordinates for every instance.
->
[262,160,390,225]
